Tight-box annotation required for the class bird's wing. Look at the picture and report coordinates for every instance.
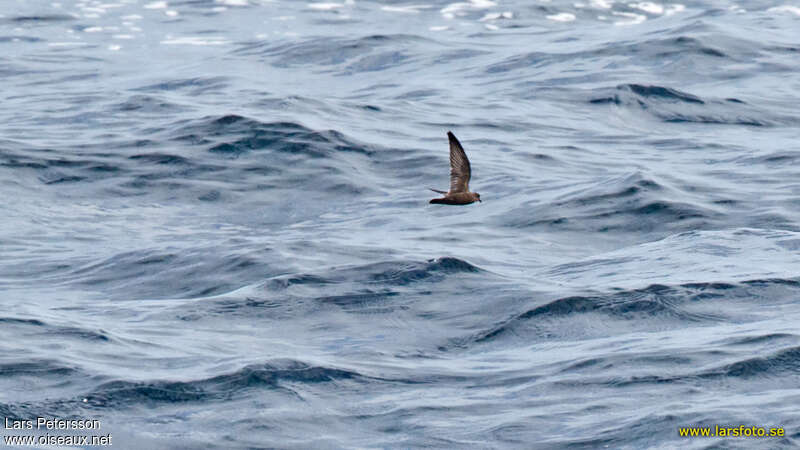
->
[447,131,471,193]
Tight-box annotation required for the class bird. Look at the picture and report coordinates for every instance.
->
[429,131,482,205]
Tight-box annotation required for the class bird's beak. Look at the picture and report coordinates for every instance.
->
[478,199,482,202]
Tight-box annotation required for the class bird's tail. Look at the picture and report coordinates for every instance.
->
[429,188,448,194]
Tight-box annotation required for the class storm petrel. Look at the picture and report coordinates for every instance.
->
[429,131,482,205]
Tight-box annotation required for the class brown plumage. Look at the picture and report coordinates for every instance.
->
[429,131,482,205]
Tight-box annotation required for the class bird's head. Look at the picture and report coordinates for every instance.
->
[474,192,481,203]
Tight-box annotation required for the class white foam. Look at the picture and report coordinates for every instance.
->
[381,5,432,13]
[629,2,663,14]
[144,1,167,9]
[216,0,249,5]
[547,12,576,21]
[113,34,134,39]
[441,0,497,17]
[308,2,344,9]
[429,25,450,31]
[484,23,498,29]
[84,26,104,32]
[166,10,179,16]
[122,14,143,20]
[613,11,646,24]
[768,5,800,16]
[591,0,613,9]
[108,44,121,50]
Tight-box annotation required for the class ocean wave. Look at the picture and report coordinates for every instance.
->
[268,257,483,289]
[1,115,387,200]
[589,83,777,126]
[172,114,375,158]
[0,316,111,343]
[504,172,716,234]
[462,278,800,347]
[83,359,369,408]
[110,94,188,114]
[6,15,76,23]
[709,346,800,379]
[561,343,800,388]
[0,359,79,378]
[58,246,278,300]
[173,256,488,319]
[133,76,229,94]
[485,35,735,75]
[234,34,434,74]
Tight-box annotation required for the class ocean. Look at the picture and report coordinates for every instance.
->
[1,0,799,448]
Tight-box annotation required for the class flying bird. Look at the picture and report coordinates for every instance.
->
[429,131,482,205]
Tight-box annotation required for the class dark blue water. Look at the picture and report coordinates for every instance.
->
[2,0,799,448]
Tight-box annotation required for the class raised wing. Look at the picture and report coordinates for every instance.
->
[447,131,471,193]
